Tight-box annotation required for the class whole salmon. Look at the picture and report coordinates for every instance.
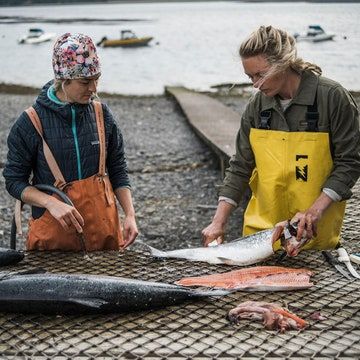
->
[0,247,24,267]
[176,266,313,291]
[140,227,284,266]
[0,273,228,314]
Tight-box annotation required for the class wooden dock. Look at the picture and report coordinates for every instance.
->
[166,86,241,175]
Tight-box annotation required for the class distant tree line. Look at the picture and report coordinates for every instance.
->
[2,0,130,6]
[1,0,359,6]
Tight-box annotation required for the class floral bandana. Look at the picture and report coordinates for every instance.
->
[52,33,101,79]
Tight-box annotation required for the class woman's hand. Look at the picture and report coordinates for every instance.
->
[201,200,235,247]
[291,192,334,241]
[46,198,84,233]
[202,221,225,247]
[114,187,138,249]
[291,210,319,241]
[121,215,138,249]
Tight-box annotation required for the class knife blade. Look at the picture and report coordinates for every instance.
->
[77,232,91,261]
[322,251,351,280]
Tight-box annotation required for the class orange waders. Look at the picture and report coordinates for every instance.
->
[25,102,123,251]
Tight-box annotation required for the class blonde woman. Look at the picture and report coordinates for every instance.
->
[202,25,360,253]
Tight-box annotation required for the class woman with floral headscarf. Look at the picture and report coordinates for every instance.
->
[4,33,138,251]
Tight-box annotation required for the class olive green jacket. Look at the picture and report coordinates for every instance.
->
[219,71,360,203]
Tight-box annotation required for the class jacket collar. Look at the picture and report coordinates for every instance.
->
[260,70,319,112]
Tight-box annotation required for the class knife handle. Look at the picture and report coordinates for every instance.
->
[322,251,335,265]
[337,247,350,262]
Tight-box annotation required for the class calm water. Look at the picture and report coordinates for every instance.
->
[1,1,359,95]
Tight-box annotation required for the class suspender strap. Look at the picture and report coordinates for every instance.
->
[305,91,319,132]
[259,110,271,129]
[93,101,114,205]
[14,199,23,236]
[15,107,67,235]
[25,107,66,188]
[258,91,319,132]
[93,101,106,176]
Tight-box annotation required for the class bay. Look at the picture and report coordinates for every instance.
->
[0,1,359,95]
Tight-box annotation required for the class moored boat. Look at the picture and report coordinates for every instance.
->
[294,25,335,43]
[18,28,56,44]
[97,30,153,48]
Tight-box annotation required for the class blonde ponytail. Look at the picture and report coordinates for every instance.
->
[239,25,322,75]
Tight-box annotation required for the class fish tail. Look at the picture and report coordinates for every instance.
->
[136,240,167,258]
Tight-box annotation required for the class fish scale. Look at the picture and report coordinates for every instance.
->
[0,273,229,315]
[139,229,277,266]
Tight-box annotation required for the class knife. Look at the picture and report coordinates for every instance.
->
[77,232,91,261]
[322,251,352,280]
[337,248,360,279]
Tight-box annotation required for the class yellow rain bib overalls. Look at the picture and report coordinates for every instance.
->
[243,99,346,251]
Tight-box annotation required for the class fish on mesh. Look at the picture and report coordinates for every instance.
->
[0,247,24,267]
[228,301,307,332]
[0,272,229,315]
[139,222,304,266]
[138,227,283,266]
[175,266,313,291]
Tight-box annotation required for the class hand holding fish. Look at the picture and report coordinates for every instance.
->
[291,192,334,241]
[202,221,225,247]
[202,200,235,246]
[291,210,318,241]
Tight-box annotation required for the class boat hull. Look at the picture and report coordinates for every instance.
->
[295,34,335,43]
[19,33,56,44]
[101,37,153,47]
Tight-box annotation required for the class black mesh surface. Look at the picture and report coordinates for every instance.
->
[1,183,360,359]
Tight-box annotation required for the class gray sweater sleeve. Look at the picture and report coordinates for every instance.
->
[323,86,360,200]
[218,102,256,204]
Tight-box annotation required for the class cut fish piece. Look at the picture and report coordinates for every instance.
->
[176,266,313,291]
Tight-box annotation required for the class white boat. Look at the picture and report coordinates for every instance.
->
[294,25,335,43]
[18,28,56,44]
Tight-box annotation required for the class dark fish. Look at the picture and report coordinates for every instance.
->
[0,273,229,314]
[0,247,24,267]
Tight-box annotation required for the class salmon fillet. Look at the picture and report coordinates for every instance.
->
[176,266,313,291]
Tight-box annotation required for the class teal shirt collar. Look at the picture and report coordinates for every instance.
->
[47,85,66,105]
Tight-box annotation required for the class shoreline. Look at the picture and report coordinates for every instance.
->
[0,82,164,99]
[1,82,359,98]
[2,0,360,7]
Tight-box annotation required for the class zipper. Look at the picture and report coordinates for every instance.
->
[71,106,82,180]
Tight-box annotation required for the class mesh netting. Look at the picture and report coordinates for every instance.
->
[1,183,360,359]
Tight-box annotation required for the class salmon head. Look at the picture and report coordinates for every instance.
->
[280,221,309,257]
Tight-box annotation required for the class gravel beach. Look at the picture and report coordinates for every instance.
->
[0,87,358,251]
[0,88,249,250]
